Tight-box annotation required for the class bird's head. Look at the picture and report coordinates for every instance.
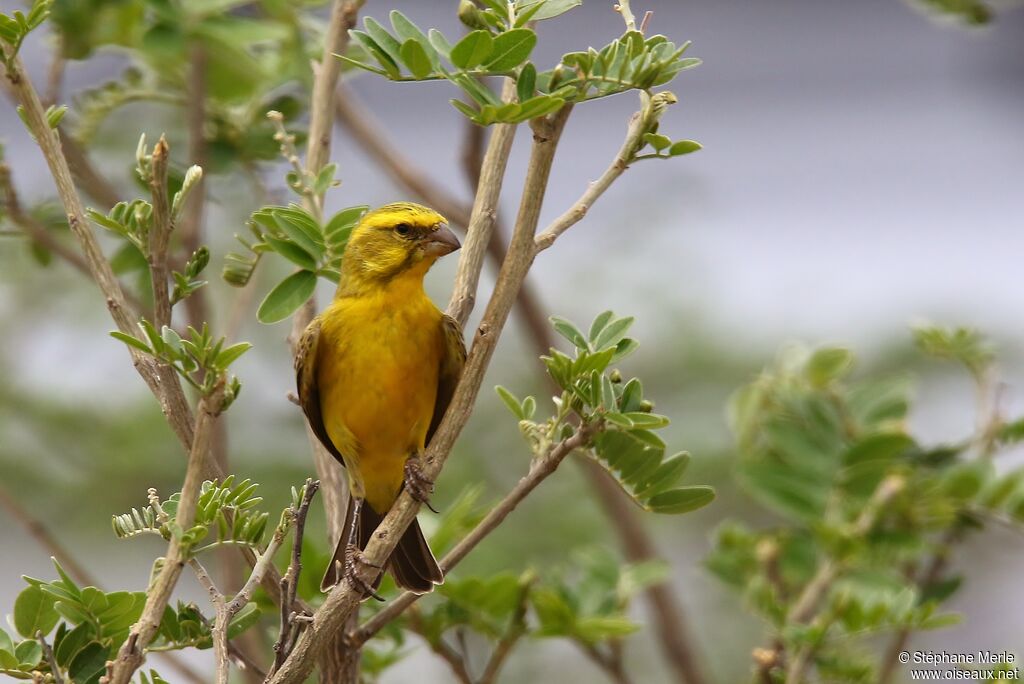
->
[340,202,459,285]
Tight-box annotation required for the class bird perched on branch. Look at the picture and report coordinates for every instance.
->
[295,202,466,595]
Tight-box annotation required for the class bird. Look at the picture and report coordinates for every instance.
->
[294,201,466,596]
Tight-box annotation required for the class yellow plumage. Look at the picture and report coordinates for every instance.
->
[295,202,465,594]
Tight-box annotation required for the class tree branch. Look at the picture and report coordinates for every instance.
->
[147,136,173,330]
[107,382,226,684]
[406,606,474,684]
[448,80,518,328]
[270,479,320,676]
[478,575,531,684]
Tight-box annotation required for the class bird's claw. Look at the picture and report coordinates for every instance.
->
[343,545,384,602]
[404,457,438,513]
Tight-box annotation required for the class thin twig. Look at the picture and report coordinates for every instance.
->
[147,136,173,330]
[534,99,656,252]
[269,479,320,676]
[0,161,144,311]
[36,631,62,684]
[60,133,120,209]
[877,527,962,684]
[479,576,532,684]
[0,485,98,587]
[754,475,906,684]
[406,606,474,684]
[579,642,636,684]
[448,79,519,328]
[107,382,226,684]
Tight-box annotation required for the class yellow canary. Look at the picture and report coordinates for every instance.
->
[295,202,465,594]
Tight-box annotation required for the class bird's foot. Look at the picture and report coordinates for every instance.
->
[342,544,384,602]
[404,456,438,513]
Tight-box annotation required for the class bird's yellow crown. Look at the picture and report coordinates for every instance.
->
[337,202,455,295]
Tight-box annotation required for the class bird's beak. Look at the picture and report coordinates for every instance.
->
[423,225,460,257]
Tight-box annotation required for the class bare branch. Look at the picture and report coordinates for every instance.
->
[148,136,173,330]
[534,98,654,252]
[0,161,88,274]
[448,80,518,328]
[36,631,62,684]
[478,576,532,684]
[407,606,474,684]
[108,382,226,684]
[270,479,320,676]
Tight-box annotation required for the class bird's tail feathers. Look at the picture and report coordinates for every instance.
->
[320,497,443,594]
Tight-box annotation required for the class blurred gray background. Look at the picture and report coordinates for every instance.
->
[1,0,1023,681]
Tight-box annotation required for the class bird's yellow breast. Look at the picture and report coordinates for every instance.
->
[316,281,445,512]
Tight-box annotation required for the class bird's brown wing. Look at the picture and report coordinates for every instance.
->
[294,316,345,465]
[427,314,467,445]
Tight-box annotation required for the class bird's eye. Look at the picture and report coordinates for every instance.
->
[395,223,411,236]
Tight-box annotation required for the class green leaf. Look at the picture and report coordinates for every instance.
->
[518,0,582,21]
[257,270,317,324]
[588,311,614,342]
[272,209,324,259]
[390,10,429,46]
[806,347,854,387]
[46,104,68,129]
[450,30,493,69]
[215,342,252,369]
[0,628,13,656]
[643,133,672,152]
[362,17,403,64]
[14,640,41,669]
[574,616,639,643]
[593,316,634,350]
[622,412,670,429]
[550,316,588,350]
[485,28,536,71]
[68,641,107,684]
[109,331,152,354]
[517,62,536,101]
[634,452,691,498]
[350,30,401,78]
[55,622,95,667]
[668,140,702,156]
[265,235,318,270]
[427,28,453,59]
[450,98,481,122]
[400,39,433,79]
[13,585,59,639]
[513,95,564,121]
[495,386,525,419]
[325,206,369,235]
[646,486,715,514]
